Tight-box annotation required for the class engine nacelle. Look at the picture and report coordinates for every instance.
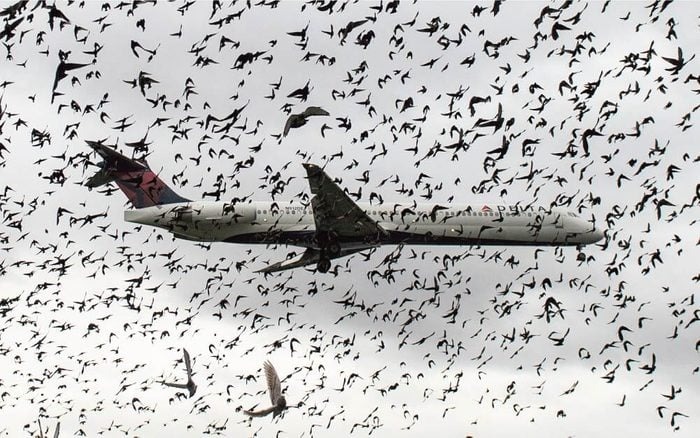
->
[186,202,256,228]
[163,202,257,240]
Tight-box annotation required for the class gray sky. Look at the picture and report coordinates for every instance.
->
[0,0,698,437]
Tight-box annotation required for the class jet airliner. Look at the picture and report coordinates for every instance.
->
[85,141,604,273]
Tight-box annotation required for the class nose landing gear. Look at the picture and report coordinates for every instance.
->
[316,257,331,273]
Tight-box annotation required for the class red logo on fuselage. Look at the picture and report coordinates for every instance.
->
[481,205,492,212]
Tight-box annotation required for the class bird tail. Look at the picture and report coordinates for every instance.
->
[85,141,189,208]
[244,406,276,417]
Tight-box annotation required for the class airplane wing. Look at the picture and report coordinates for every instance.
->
[256,247,367,274]
[257,164,384,274]
[303,163,387,238]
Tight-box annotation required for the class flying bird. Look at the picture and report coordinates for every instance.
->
[283,106,329,136]
[51,56,90,103]
[244,360,287,418]
[159,348,197,398]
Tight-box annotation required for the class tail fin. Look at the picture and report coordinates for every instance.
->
[85,140,189,208]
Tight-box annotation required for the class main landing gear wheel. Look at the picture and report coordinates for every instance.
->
[317,257,331,273]
[326,242,341,257]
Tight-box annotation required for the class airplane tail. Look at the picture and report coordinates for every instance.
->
[85,141,190,208]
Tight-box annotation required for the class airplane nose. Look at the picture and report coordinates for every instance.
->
[591,227,604,243]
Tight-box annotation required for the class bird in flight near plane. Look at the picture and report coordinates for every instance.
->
[244,360,287,418]
[283,105,330,137]
[158,348,197,398]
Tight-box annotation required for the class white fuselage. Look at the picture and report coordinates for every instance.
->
[125,201,603,248]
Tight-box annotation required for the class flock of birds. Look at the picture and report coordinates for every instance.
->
[0,0,698,436]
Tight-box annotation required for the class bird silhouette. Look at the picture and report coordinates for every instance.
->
[283,106,329,136]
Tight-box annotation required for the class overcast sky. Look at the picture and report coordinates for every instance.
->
[0,0,698,437]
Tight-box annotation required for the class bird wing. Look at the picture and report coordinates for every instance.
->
[244,405,276,417]
[161,381,188,389]
[302,106,329,117]
[264,360,282,404]
[283,115,294,137]
[183,348,193,379]
[61,62,90,73]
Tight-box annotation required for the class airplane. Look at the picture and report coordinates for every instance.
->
[85,141,604,274]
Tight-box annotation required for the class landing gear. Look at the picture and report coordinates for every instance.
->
[314,232,339,273]
[317,257,331,273]
[326,241,341,257]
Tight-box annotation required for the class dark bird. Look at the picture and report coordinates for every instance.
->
[51,55,89,103]
[662,47,694,75]
[0,16,24,41]
[283,106,329,136]
[137,71,159,96]
[287,80,311,102]
[130,40,159,61]
[338,19,368,43]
